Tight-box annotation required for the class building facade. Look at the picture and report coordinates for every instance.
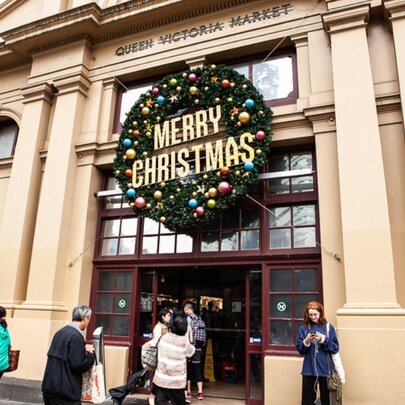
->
[1,0,405,404]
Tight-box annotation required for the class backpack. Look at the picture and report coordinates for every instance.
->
[190,315,207,347]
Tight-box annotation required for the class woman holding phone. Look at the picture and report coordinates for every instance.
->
[296,301,340,405]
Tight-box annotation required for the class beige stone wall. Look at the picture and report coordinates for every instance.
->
[0,0,405,403]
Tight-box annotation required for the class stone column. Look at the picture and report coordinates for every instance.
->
[98,77,120,142]
[385,0,405,134]
[323,5,405,403]
[291,34,310,110]
[0,83,55,306]
[21,72,91,310]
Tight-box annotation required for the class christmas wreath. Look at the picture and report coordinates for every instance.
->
[114,64,272,231]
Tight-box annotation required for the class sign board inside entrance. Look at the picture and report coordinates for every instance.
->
[114,65,272,231]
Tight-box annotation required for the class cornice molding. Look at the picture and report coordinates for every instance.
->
[0,55,31,72]
[384,0,405,20]
[322,4,370,34]
[53,72,92,97]
[21,82,56,105]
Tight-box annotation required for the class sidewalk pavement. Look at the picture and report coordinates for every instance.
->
[0,396,149,405]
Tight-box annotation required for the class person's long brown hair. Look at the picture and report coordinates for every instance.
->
[303,301,327,329]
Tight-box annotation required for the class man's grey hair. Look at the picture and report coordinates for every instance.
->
[72,305,92,321]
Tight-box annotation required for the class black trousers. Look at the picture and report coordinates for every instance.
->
[154,385,186,405]
[301,376,330,405]
[43,395,81,405]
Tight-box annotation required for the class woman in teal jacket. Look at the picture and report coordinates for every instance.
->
[0,306,11,380]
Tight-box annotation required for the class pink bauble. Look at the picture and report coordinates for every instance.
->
[189,73,198,82]
[135,197,146,209]
[218,181,231,194]
[256,130,266,140]
[195,206,205,216]
[152,87,159,95]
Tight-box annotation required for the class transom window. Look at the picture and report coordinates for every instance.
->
[94,271,133,337]
[201,207,260,252]
[269,204,316,250]
[0,119,18,158]
[268,266,319,347]
[142,218,193,255]
[101,217,138,256]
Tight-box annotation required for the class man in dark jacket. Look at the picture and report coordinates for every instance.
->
[42,305,95,405]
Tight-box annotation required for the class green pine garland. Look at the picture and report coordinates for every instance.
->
[113,64,272,231]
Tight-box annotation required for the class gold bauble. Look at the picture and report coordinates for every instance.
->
[143,151,148,156]
[115,170,120,175]
[125,149,136,159]
[154,103,159,108]
[256,149,262,155]
[204,192,209,199]
[170,195,174,199]
[232,189,237,194]
[204,87,209,91]
[132,121,138,127]
[163,84,167,89]
[203,174,208,180]
[127,183,132,188]
[189,86,198,95]
[192,192,197,197]
[230,82,235,88]
[215,98,220,104]
[242,84,247,89]
[237,122,242,127]
[130,202,135,208]
[128,129,133,134]
[211,64,217,70]
[194,99,200,105]
[123,156,127,161]
[146,203,152,209]
[176,86,182,92]
[238,111,251,124]
[216,171,221,177]
[160,216,166,223]
[259,110,264,115]
[125,111,129,116]
[160,182,166,188]
[176,188,181,193]
[208,187,218,197]
[156,116,161,122]
[139,104,144,108]
[182,73,187,78]
[142,107,151,115]
[143,120,148,124]
[193,213,198,218]
[134,141,139,146]
[235,170,240,176]
[227,97,233,103]
[146,131,152,137]
[154,190,163,200]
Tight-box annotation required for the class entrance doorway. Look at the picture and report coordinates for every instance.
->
[136,266,263,404]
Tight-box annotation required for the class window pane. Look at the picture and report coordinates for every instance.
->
[94,314,111,335]
[269,178,290,194]
[0,122,17,158]
[270,294,292,318]
[160,224,172,234]
[292,176,313,193]
[294,269,317,292]
[176,234,193,253]
[201,232,219,252]
[269,154,289,172]
[270,229,291,249]
[159,235,175,253]
[112,315,130,336]
[249,353,262,400]
[295,294,319,319]
[241,230,259,250]
[232,64,249,78]
[293,205,315,225]
[121,218,138,236]
[114,294,131,313]
[291,153,312,170]
[249,269,262,341]
[242,208,259,228]
[105,196,123,209]
[98,272,114,291]
[116,272,133,291]
[96,293,113,312]
[103,219,120,237]
[118,237,136,255]
[101,238,118,255]
[270,270,292,292]
[142,236,158,254]
[253,57,293,100]
[294,228,316,248]
[221,232,238,251]
[270,207,291,227]
[222,210,239,229]
[144,218,159,235]
[120,84,151,124]
[270,320,293,345]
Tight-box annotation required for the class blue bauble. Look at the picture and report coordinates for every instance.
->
[188,198,198,208]
[245,99,255,108]
[157,96,165,104]
[127,188,136,198]
[244,161,254,171]
[123,138,132,147]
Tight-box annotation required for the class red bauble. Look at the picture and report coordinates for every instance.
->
[221,79,230,88]
[133,130,140,137]
[220,166,230,176]
[124,169,133,177]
